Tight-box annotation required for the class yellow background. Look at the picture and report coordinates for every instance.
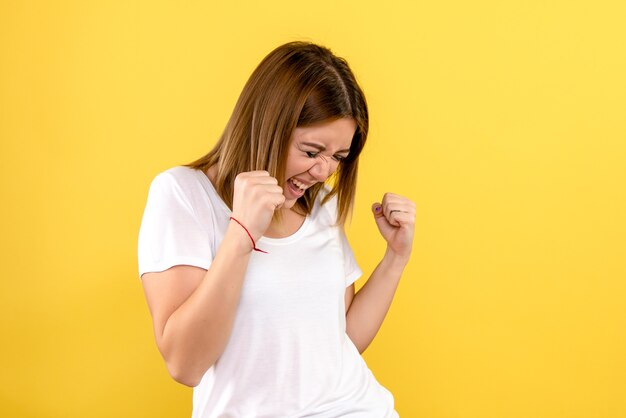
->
[1,0,625,417]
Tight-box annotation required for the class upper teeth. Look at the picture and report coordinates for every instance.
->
[291,178,308,190]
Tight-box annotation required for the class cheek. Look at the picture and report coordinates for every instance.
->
[285,157,313,177]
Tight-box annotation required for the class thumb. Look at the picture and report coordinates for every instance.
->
[372,202,384,218]
[372,202,392,235]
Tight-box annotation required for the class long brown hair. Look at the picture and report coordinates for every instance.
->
[187,41,368,225]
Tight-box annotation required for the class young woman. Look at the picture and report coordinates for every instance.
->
[138,41,416,417]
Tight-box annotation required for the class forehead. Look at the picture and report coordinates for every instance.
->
[292,118,356,150]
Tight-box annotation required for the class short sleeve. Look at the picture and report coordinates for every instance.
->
[340,227,363,288]
[137,172,213,278]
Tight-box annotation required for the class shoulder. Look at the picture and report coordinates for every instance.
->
[149,166,208,194]
[147,166,212,212]
[151,166,203,189]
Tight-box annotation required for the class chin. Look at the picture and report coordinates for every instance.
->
[282,198,297,210]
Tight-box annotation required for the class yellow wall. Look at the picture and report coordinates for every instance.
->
[1,1,625,417]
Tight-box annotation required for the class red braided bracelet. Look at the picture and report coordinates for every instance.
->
[229,216,268,254]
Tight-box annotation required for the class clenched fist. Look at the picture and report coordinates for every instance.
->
[231,171,285,241]
[372,193,416,262]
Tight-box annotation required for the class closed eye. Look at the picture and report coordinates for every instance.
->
[304,150,348,162]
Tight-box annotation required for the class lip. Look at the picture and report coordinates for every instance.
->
[292,177,314,188]
[286,177,315,199]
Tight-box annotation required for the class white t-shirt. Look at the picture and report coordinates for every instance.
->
[138,166,399,418]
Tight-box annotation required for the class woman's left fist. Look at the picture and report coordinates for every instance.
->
[371,193,416,261]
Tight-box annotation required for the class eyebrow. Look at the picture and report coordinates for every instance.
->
[300,142,351,154]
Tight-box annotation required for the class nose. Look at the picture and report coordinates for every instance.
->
[308,155,336,182]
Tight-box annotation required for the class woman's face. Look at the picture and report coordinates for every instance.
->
[281,118,357,210]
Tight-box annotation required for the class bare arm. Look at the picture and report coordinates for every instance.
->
[142,224,252,387]
[345,249,407,353]
[141,171,285,387]
[345,193,416,354]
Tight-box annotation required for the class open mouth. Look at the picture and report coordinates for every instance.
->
[287,178,310,198]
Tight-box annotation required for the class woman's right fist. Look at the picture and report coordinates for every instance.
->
[231,171,285,241]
